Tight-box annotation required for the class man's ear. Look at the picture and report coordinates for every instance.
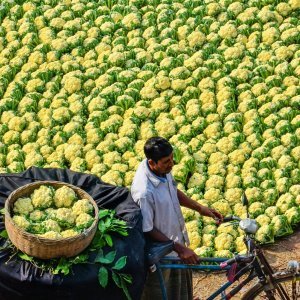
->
[148,159,156,168]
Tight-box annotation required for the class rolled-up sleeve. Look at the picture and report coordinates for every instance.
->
[136,194,155,233]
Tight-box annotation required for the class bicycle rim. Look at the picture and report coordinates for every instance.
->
[242,273,300,300]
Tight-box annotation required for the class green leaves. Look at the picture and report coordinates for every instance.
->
[95,249,116,264]
[0,229,8,238]
[98,267,108,288]
[98,209,110,219]
[18,253,33,262]
[95,249,131,300]
[112,256,127,270]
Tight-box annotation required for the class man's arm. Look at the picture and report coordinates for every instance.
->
[145,227,199,264]
[177,189,223,223]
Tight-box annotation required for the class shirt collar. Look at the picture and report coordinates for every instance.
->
[144,159,168,186]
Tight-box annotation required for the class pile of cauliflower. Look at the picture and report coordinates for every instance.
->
[12,185,95,239]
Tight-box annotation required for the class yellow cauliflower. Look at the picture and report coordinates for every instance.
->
[76,213,94,229]
[55,208,76,228]
[54,186,77,208]
[39,231,62,239]
[13,197,34,215]
[61,229,79,238]
[12,215,30,230]
[72,199,93,216]
[42,219,61,233]
[31,185,54,209]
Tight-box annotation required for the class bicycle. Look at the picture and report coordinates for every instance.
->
[146,194,300,299]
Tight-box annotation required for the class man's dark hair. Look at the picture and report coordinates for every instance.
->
[144,137,173,163]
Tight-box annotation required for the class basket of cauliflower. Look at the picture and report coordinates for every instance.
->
[4,181,99,259]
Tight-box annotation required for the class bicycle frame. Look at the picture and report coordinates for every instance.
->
[156,247,282,300]
[156,256,252,300]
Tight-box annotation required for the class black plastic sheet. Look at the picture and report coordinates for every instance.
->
[0,167,146,300]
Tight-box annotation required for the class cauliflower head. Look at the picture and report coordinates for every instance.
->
[55,208,76,228]
[13,197,34,215]
[54,186,77,208]
[72,199,93,216]
[39,231,62,239]
[255,224,274,244]
[214,233,234,251]
[42,219,61,233]
[29,210,46,222]
[61,229,79,238]
[76,213,94,229]
[31,185,54,209]
[12,215,30,230]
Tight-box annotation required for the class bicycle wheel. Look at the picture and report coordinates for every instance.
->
[242,273,300,300]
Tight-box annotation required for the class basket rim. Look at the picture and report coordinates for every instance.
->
[5,180,99,242]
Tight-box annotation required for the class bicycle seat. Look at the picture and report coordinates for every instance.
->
[146,240,174,266]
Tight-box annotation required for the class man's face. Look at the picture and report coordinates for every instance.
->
[149,153,174,176]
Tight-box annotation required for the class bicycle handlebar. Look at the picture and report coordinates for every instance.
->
[223,215,241,222]
[220,255,254,269]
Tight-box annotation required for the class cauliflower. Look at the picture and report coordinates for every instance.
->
[205,175,224,190]
[233,203,247,219]
[276,193,295,214]
[235,236,247,254]
[284,207,300,226]
[186,220,202,250]
[39,231,62,239]
[202,224,217,236]
[224,188,243,205]
[211,200,232,217]
[12,215,30,230]
[204,188,222,204]
[217,223,238,239]
[72,199,93,216]
[31,185,54,209]
[255,225,274,244]
[55,208,76,228]
[271,215,293,237]
[249,202,266,218]
[42,219,61,233]
[45,208,57,219]
[201,233,214,248]
[61,229,79,238]
[255,214,271,227]
[13,197,34,215]
[214,250,234,258]
[194,246,213,258]
[54,186,77,208]
[265,206,280,219]
[181,207,196,222]
[214,233,234,251]
[29,210,46,222]
[76,213,94,229]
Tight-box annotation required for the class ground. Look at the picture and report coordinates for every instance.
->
[193,226,300,299]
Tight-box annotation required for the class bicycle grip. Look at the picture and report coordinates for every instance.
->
[223,216,233,222]
[220,257,236,269]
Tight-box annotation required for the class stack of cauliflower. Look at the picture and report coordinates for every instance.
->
[12,185,94,239]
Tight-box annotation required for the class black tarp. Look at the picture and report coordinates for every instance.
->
[0,167,146,300]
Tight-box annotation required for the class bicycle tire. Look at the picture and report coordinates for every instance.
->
[242,272,300,300]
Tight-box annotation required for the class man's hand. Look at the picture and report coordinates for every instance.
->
[177,189,223,224]
[173,242,199,264]
[200,206,223,225]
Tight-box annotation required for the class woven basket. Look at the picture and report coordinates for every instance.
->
[5,181,99,259]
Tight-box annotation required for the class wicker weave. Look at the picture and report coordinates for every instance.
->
[5,181,99,259]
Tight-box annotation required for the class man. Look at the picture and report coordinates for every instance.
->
[131,137,223,300]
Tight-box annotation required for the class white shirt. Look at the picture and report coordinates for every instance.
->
[131,159,189,246]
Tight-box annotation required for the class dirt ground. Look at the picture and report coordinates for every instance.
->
[193,226,300,299]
